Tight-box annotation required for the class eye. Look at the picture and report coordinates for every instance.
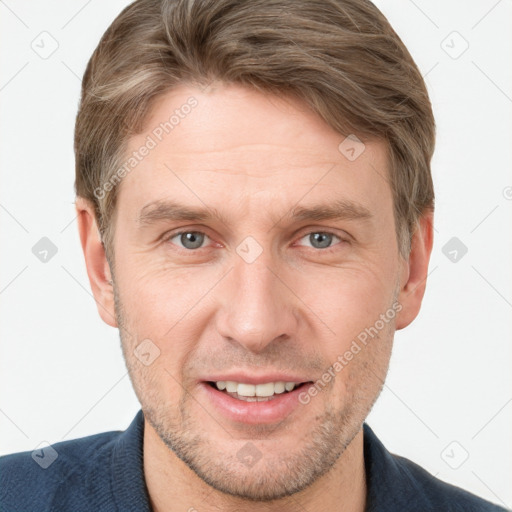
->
[296,231,344,250]
[164,229,346,253]
[166,231,210,250]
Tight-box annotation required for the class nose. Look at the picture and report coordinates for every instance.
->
[215,247,299,353]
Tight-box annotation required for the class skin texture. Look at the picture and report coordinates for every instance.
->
[76,82,433,512]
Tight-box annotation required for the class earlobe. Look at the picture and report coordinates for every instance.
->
[75,197,118,328]
[395,211,434,330]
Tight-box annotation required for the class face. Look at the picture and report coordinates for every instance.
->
[107,82,408,500]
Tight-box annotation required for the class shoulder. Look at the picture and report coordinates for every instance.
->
[363,423,508,512]
[0,429,120,512]
[392,452,507,512]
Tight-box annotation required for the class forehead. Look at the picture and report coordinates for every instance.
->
[116,83,393,226]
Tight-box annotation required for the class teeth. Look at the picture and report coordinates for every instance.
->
[225,381,237,393]
[237,383,256,397]
[254,382,274,397]
[214,381,300,397]
[273,381,285,394]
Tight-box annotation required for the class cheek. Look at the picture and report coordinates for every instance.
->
[116,252,212,329]
[293,264,397,347]
[115,263,220,388]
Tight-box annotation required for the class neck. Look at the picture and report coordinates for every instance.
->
[143,421,367,512]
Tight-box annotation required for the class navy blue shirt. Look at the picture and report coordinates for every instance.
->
[0,410,507,511]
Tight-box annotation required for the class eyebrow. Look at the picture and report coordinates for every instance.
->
[138,200,229,226]
[289,200,372,223]
[137,198,373,227]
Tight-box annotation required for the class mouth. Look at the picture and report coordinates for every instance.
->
[200,379,314,424]
[205,380,311,402]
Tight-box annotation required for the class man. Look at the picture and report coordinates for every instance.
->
[0,0,507,511]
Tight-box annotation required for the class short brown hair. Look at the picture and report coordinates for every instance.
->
[74,0,435,259]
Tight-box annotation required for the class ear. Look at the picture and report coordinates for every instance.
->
[75,197,118,328]
[395,210,434,330]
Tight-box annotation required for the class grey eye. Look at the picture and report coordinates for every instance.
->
[172,231,207,250]
[305,232,338,249]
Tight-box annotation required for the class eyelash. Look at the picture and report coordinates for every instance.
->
[163,229,348,254]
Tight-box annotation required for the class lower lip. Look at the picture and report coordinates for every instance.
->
[199,382,310,425]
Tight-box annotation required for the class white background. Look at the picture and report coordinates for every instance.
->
[0,0,511,508]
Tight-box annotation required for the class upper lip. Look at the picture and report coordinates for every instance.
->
[201,373,313,385]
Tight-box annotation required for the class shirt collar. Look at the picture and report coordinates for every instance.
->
[111,409,152,511]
